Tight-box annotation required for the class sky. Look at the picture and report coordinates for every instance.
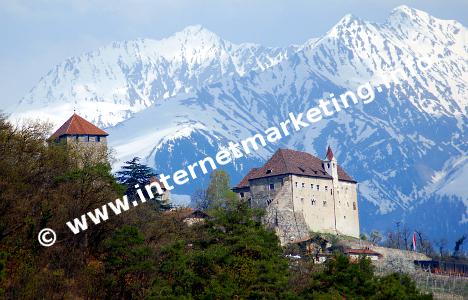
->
[1,0,467,110]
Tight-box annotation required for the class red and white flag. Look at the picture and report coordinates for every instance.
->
[412,232,417,251]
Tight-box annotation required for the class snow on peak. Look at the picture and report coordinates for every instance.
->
[326,13,368,37]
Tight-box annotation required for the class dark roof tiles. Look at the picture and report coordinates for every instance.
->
[235,148,356,188]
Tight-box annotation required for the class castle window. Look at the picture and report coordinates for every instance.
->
[317,185,319,191]
[347,202,349,207]
[97,136,101,142]
[295,182,298,187]
[300,198,304,204]
[331,189,333,195]
[327,163,330,168]
[266,169,272,174]
[353,202,356,210]
[269,183,275,190]
[323,201,327,207]
[301,183,305,188]
[325,186,328,191]
[240,192,245,198]
[310,184,313,189]
[344,215,346,219]
[311,199,316,206]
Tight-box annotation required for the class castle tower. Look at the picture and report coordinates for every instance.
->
[323,146,339,233]
[49,113,109,165]
[323,146,338,180]
[49,113,108,145]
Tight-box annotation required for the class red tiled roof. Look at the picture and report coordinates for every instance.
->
[235,168,259,188]
[345,248,382,256]
[163,208,209,220]
[235,148,356,188]
[50,113,108,140]
[150,176,167,191]
[326,146,334,160]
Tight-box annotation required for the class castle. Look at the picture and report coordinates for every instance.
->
[233,147,359,245]
[50,113,170,202]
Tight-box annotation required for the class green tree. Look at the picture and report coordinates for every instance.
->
[297,254,432,299]
[375,273,432,300]
[116,157,163,206]
[149,200,294,299]
[205,169,237,209]
[101,226,155,299]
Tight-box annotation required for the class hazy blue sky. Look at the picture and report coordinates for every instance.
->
[1,0,467,109]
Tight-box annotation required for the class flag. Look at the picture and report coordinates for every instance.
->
[412,232,417,251]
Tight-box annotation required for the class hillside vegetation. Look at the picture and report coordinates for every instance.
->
[0,116,432,299]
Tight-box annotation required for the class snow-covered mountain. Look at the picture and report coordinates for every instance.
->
[11,25,294,127]
[10,6,468,243]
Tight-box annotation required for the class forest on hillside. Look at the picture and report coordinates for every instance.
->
[0,115,434,299]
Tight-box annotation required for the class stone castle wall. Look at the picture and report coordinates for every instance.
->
[240,174,359,244]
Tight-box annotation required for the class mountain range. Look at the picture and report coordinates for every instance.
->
[9,5,467,244]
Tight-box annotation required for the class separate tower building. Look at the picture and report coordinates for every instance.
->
[49,113,109,164]
[49,113,108,145]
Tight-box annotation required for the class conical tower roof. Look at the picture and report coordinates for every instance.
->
[50,113,108,140]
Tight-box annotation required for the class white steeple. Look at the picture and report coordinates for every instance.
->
[324,146,338,180]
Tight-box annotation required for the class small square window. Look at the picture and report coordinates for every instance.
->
[266,169,272,174]
[311,199,316,205]
[300,198,304,203]
[269,183,275,190]
[317,185,320,191]
[295,182,298,187]
[301,183,305,188]
[323,201,327,206]
[325,186,328,191]
[240,192,245,198]
[310,184,313,189]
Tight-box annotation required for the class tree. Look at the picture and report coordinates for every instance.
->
[415,230,434,257]
[297,254,432,299]
[205,170,237,209]
[101,226,155,299]
[192,188,209,210]
[149,200,292,299]
[116,157,156,198]
[435,238,448,259]
[401,225,411,251]
[453,235,466,258]
[370,230,383,244]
